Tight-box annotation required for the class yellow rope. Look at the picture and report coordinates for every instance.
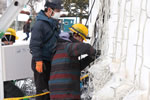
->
[4,74,89,100]
[4,92,50,100]
[80,74,89,81]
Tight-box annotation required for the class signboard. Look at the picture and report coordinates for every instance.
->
[2,44,33,81]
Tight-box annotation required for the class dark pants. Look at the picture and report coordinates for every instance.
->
[32,58,51,100]
[24,32,29,40]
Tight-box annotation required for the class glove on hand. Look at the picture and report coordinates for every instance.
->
[36,61,43,73]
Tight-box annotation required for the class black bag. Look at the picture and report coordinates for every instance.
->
[4,81,24,98]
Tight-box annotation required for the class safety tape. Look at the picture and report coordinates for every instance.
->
[4,92,50,100]
[80,74,89,81]
[4,74,89,100]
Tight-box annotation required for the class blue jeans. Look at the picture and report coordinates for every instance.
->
[24,32,29,40]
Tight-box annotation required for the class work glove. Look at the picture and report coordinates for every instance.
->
[36,61,43,73]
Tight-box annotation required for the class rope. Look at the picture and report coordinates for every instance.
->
[85,0,96,26]
[4,74,89,100]
[4,92,50,100]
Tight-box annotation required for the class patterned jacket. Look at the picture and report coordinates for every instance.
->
[49,38,96,100]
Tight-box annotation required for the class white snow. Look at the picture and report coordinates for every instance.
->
[88,0,150,100]
[14,31,31,45]
[1,0,150,99]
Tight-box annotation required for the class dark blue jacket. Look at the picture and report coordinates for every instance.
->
[30,10,60,61]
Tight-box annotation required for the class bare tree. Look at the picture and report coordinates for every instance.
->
[27,0,41,20]
[64,0,89,23]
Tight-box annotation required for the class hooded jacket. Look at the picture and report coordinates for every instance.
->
[30,10,60,61]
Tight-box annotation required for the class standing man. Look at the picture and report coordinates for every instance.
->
[1,28,24,98]
[29,0,63,100]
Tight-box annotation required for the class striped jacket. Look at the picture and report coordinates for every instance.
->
[49,39,96,100]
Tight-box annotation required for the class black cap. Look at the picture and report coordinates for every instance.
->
[44,0,63,9]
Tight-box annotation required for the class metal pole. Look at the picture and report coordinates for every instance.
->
[85,0,96,26]
[7,0,13,7]
[0,40,4,100]
[15,16,18,31]
[0,1,29,99]
[0,0,29,32]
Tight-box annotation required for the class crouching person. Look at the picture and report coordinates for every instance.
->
[49,24,100,100]
[1,28,24,98]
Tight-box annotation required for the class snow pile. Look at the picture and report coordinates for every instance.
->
[87,0,150,99]
[88,57,112,92]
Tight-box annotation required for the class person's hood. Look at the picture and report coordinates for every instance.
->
[59,32,72,42]
[36,10,58,27]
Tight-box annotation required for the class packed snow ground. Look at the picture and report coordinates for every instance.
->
[14,31,31,45]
